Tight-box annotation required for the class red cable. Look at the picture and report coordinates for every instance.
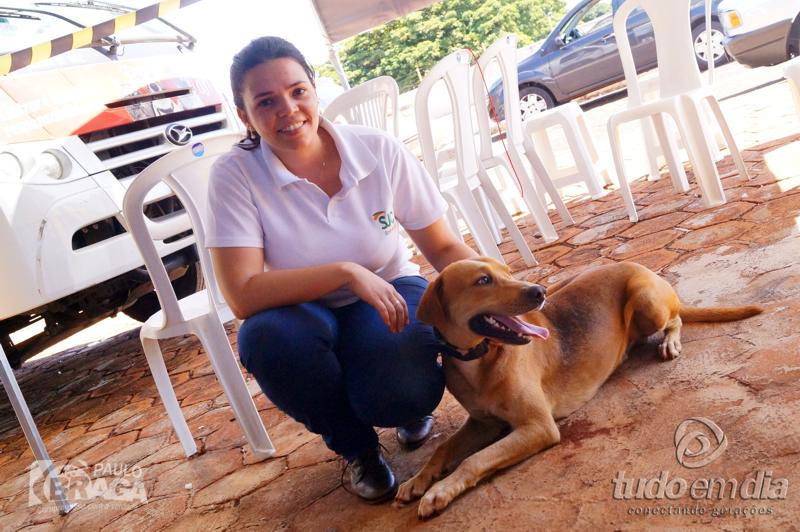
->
[465,46,524,198]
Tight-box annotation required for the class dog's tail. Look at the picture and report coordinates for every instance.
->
[680,304,763,323]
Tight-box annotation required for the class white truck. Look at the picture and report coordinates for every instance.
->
[0,2,241,367]
[719,0,800,67]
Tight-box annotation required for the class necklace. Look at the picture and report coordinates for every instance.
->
[318,135,328,178]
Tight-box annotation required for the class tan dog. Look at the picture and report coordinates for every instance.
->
[396,257,762,518]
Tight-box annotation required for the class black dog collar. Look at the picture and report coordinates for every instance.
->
[433,328,490,361]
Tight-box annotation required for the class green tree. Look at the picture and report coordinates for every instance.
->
[339,0,566,92]
[314,61,338,80]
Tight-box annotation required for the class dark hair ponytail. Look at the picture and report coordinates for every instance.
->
[230,36,316,150]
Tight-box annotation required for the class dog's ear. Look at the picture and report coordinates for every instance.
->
[417,275,448,328]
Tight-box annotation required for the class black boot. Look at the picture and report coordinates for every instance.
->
[348,447,397,503]
[396,415,434,450]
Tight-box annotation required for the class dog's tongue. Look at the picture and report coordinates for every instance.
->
[495,315,549,340]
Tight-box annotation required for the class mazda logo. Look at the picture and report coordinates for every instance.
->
[164,124,193,146]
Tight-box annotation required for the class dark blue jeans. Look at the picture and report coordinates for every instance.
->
[237,275,444,461]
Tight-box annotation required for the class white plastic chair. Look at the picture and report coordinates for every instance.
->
[415,49,535,265]
[323,76,400,137]
[608,0,749,222]
[473,34,573,235]
[0,345,74,514]
[524,101,613,200]
[122,133,275,460]
[784,58,800,116]
[513,29,612,201]
[323,76,422,252]
[634,0,724,183]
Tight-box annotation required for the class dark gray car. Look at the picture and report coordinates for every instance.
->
[491,0,728,119]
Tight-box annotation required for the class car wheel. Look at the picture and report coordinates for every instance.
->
[789,16,800,58]
[123,261,204,322]
[518,86,554,121]
[692,21,729,70]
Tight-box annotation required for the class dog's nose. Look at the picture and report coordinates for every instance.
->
[524,284,546,305]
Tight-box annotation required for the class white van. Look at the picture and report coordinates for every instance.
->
[0,3,241,367]
[719,0,800,67]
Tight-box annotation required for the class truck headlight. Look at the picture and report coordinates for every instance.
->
[0,152,23,180]
[720,10,742,33]
[38,149,72,180]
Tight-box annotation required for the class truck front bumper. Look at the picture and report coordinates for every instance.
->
[723,19,793,68]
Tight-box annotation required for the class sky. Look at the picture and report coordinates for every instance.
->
[166,0,332,68]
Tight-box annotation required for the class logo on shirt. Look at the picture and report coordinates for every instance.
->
[372,210,397,234]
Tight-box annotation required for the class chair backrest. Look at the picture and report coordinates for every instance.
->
[323,76,400,137]
[122,133,244,327]
[614,0,704,102]
[704,0,714,84]
[473,34,524,161]
[414,49,479,184]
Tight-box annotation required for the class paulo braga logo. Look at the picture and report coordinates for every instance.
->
[28,459,147,508]
[372,210,397,234]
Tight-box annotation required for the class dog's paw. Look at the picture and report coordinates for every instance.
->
[417,479,463,519]
[659,335,682,360]
[396,473,434,503]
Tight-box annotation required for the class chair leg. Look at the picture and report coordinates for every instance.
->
[521,137,575,226]
[141,336,198,457]
[676,96,726,207]
[702,100,728,151]
[789,76,800,114]
[640,116,665,181]
[651,113,690,192]
[577,111,614,186]
[608,117,639,222]
[704,95,750,180]
[532,127,558,174]
[565,114,607,199]
[477,166,537,266]
[505,149,562,240]
[0,348,75,514]
[474,187,503,245]
[197,316,276,460]
[445,206,464,242]
[452,186,505,263]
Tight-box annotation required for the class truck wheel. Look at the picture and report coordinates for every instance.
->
[1,336,21,369]
[519,86,554,121]
[123,262,204,322]
[693,21,729,70]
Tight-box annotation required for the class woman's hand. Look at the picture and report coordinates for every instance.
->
[345,263,408,333]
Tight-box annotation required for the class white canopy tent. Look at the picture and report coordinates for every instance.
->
[311,0,441,89]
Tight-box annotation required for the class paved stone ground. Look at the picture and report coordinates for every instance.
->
[2,64,800,531]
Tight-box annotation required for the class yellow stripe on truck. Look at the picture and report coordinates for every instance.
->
[0,0,203,76]
[30,41,53,66]
[114,11,138,33]
[158,0,181,16]
[72,28,94,49]
[0,54,11,77]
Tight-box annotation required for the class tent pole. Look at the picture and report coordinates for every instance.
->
[310,0,351,90]
[328,43,351,90]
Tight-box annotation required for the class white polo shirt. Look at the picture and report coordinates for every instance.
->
[205,119,448,307]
